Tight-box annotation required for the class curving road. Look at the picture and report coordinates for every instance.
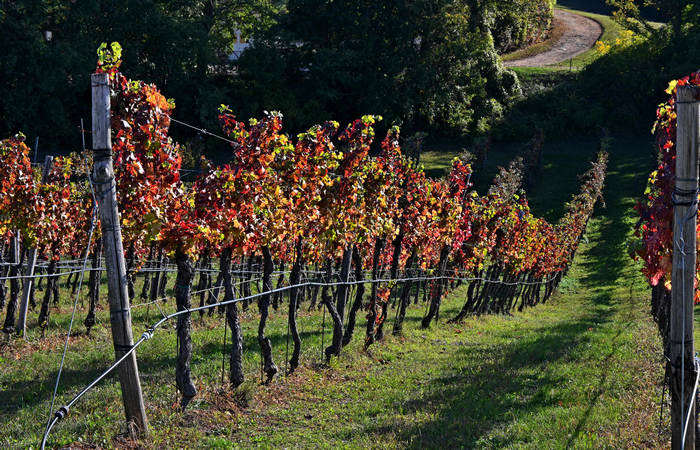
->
[505,9,603,67]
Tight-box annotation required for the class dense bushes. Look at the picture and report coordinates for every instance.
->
[490,0,556,53]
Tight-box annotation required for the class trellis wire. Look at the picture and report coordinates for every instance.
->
[40,267,564,448]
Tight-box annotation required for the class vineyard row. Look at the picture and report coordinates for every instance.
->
[0,44,608,445]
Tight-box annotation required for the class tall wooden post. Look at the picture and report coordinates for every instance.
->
[671,85,700,450]
[16,156,53,338]
[91,72,149,436]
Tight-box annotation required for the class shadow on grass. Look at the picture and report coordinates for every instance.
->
[579,136,653,288]
[361,135,654,448]
[363,295,615,448]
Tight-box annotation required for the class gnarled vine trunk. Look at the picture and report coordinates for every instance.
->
[150,249,163,303]
[197,250,211,318]
[323,256,344,360]
[158,254,169,299]
[421,245,450,328]
[2,238,22,335]
[84,237,102,334]
[221,247,244,388]
[174,249,196,409]
[288,239,304,372]
[258,246,278,382]
[343,245,364,347]
[377,232,402,340]
[0,240,10,310]
[325,247,352,358]
[273,261,285,310]
[38,259,56,336]
[365,237,385,348]
[140,243,155,301]
[125,243,136,299]
[393,250,416,335]
[208,270,223,317]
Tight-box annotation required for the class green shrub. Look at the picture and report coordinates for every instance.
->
[490,0,556,53]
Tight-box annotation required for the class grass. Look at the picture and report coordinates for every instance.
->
[0,132,671,448]
[420,148,464,178]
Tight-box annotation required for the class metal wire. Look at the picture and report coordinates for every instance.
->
[682,357,700,445]
[44,174,98,440]
[168,117,238,145]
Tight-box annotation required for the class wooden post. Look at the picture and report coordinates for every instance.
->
[91,72,149,436]
[16,156,53,338]
[671,85,700,450]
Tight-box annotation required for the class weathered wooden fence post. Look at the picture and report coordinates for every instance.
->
[671,85,699,450]
[91,72,149,436]
[16,155,53,338]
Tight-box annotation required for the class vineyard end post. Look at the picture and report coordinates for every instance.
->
[671,85,699,450]
[91,72,149,437]
[16,155,53,338]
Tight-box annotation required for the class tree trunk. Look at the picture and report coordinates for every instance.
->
[197,250,211,318]
[343,245,365,347]
[421,245,450,328]
[0,246,8,310]
[174,249,197,409]
[288,239,304,372]
[2,240,23,335]
[393,250,416,335]
[125,244,136,299]
[258,246,278,382]
[158,255,169,300]
[273,261,285,310]
[84,238,102,334]
[377,233,402,340]
[209,269,223,316]
[38,260,57,335]
[221,247,244,388]
[140,243,155,301]
[365,238,385,348]
[323,258,344,360]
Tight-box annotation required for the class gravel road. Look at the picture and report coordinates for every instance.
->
[505,10,603,67]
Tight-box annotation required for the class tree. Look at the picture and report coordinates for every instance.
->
[606,0,695,38]
[0,0,280,147]
[235,0,520,136]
